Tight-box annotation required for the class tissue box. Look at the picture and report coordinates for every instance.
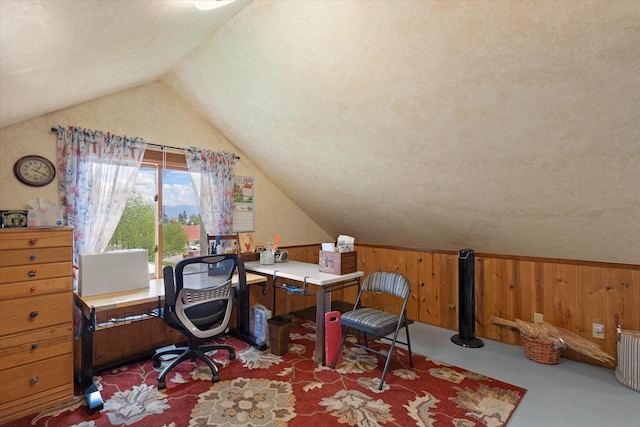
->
[319,250,357,275]
[28,209,64,227]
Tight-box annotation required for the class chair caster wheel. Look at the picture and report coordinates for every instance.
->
[153,359,161,368]
[212,373,220,383]
[157,380,166,390]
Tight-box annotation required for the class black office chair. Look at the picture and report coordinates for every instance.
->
[331,271,414,390]
[152,254,244,389]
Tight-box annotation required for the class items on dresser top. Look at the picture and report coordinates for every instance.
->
[0,228,74,425]
[0,210,29,228]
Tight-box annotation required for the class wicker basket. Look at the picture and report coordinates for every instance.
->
[522,334,561,365]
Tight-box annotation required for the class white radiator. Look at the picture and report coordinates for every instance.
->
[78,249,150,297]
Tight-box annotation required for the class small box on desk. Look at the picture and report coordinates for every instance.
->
[319,251,357,275]
[241,252,260,262]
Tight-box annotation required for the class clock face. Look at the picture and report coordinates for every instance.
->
[14,155,56,187]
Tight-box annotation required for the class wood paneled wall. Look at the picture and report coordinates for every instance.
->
[281,244,639,369]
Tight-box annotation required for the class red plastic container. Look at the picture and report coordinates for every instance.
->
[325,311,343,365]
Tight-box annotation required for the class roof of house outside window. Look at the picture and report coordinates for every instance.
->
[183,225,201,241]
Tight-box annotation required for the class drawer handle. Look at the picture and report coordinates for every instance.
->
[30,254,36,260]
[30,311,38,318]
[28,270,37,277]
[31,376,39,384]
[31,343,38,350]
[29,238,38,245]
[31,286,37,292]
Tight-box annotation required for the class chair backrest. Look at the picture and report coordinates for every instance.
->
[362,271,411,300]
[163,254,246,339]
[163,254,247,311]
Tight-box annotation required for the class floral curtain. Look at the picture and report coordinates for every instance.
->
[184,147,236,237]
[56,125,147,285]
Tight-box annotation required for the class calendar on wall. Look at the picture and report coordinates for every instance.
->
[232,210,254,232]
[232,176,255,232]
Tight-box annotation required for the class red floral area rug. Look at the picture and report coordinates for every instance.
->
[13,316,526,427]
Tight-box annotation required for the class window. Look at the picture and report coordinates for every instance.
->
[108,149,203,278]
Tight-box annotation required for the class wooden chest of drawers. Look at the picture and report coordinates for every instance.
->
[0,228,74,425]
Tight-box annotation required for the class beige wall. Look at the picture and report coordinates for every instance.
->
[166,0,640,265]
[0,80,332,247]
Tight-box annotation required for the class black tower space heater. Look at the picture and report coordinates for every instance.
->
[451,249,484,348]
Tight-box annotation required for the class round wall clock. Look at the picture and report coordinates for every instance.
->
[13,155,56,187]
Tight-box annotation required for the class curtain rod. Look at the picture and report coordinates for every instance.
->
[50,127,240,160]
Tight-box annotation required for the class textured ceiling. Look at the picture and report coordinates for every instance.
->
[1,1,639,264]
[0,0,251,126]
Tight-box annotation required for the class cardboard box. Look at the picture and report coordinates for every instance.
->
[241,251,260,262]
[319,250,357,275]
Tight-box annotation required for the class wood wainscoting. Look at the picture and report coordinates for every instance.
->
[277,244,639,369]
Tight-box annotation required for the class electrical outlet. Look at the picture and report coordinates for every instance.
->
[593,323,604,339]
[533,313,544,324]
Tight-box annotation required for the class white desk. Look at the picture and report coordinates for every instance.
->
[245,260,363,364]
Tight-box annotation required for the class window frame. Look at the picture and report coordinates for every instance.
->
[142,148,194,279]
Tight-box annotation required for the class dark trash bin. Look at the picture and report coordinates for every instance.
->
[268,316,292,356]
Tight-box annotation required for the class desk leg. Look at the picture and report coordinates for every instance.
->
[315,288,331,365]
[230,278,267,350]
[75,299,104,413]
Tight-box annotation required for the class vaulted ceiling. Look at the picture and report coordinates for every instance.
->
[1,0,638,264]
